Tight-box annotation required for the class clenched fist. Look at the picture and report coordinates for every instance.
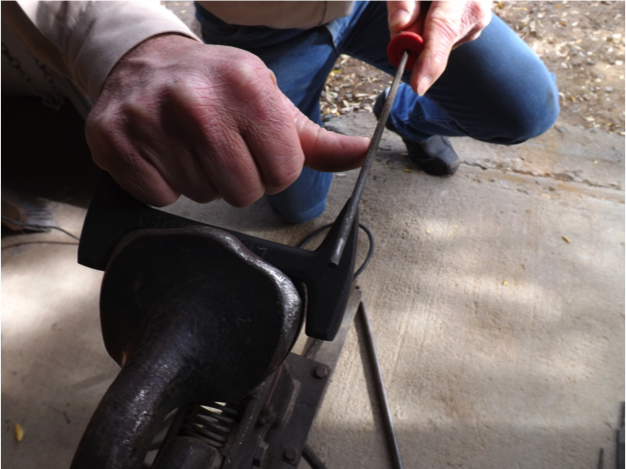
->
[86,34,370,207]
[387,1,493,95]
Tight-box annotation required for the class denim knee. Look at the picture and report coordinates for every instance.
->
[266,196,328,224]
[264,168,333,224]
[496,84,560,145]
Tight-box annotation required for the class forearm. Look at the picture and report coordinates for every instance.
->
[2,1,201,101]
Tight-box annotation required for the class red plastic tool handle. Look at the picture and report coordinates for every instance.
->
[387,13,426,70]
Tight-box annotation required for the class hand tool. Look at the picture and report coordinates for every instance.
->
[329,8,427,267]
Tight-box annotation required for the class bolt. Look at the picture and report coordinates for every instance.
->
[283,446,298,461]
[314,365,329,379]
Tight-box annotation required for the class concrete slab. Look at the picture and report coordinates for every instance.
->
[2,112,623,469]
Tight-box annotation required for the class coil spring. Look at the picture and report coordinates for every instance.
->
[180,402,239,449]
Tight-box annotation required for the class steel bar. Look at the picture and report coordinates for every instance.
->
[302,443,328,469]
[617,402,624,469]
[329,51,409,267]
[358,301,404,469]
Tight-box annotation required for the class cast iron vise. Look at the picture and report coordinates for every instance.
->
[72,172,363,468]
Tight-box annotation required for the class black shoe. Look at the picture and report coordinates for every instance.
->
[373,89,460,176]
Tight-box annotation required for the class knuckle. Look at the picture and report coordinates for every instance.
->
[148,192,179,208]
[229,65,277,108]
[94,116,126,152]
[428,13,461,45]
[478,11,493,29]
[264,156,303,193]
[229,56,269,90]
[225,186,264,208]
[86,110,121,151]
[120,99,153,123]
[461,1,492,32]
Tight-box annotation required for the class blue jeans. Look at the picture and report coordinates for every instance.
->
[196,2,559,223]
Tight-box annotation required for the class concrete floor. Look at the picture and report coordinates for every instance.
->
[2,97,624,468]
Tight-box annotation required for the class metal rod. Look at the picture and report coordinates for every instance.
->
[617,402,625,469]
[358,301,404,469]
[328,51,409,267]
[302,443,328,469]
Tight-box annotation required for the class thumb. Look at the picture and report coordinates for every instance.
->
[284,96,370,172]
[387,1,420,37]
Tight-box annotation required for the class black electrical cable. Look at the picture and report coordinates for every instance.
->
[1,214,80,241]
[297,223,374,278]
[353,224,374,278]
[297,223,334,248]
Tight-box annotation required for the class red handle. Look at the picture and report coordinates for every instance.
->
[387,11,426,69]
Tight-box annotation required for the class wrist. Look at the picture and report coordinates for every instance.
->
[102,33,197,95]
[122,33,197,60]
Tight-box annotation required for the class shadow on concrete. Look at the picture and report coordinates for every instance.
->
[2,107,623,469]
[2,284,619,469]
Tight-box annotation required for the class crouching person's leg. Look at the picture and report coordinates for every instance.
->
[390,14,560,147]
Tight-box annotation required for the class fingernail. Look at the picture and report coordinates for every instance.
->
[389,10,409,32]
[417,76,432,97]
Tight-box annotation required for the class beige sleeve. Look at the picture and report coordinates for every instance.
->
[199,1,354,29]
[2,1,201,101]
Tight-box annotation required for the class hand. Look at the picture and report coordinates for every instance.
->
[387,1,493,95]
[86,34,370,207]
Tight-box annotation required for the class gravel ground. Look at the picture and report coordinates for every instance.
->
[321,1,625,136]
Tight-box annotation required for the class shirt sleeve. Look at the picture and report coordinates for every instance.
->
[2,1,201,101]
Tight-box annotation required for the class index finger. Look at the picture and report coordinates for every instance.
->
[410,3,463,96]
